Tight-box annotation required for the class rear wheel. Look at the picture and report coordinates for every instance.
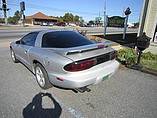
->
[34,63,52,89]
[10,48,19,63]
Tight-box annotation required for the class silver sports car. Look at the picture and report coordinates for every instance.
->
[10,30,119,91]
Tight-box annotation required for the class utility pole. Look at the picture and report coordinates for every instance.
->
[123,15,129,39]
[123,7,131,39]
[122,6,125,17]
[99,11,100,18]
[99,11,100,26]
[2,0,8,25]
[104,0,107,37]
[20,1,25,26]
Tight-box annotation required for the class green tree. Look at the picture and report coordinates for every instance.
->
[133,22,139,27]
[63,13,74,23]
[79,17,84,24]
[62,13,84,24]
[14,10,20,20]
[55,13,84,25]
[8,10,20,24]
[74,15,79,24]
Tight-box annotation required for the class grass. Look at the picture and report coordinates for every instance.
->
[0,24,9,27]
[117,48,157,72]
[141,59,157,71]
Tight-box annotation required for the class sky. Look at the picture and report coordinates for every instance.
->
[0,0,144,23]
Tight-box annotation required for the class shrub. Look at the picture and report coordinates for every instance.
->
[117,48,157,71]
[117,48,138,65]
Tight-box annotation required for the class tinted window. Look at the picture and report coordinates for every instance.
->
[21,32,38,46]
[42,31,94,48]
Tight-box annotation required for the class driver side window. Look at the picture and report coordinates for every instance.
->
[21,33,38,46]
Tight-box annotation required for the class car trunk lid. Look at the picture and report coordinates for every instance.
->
[48,43,115,62]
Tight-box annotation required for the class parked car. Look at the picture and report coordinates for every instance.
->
[87,23,94,27]
[69,22,77,27]
[56,22,66,26]
[47,22,53,26]
[10,30,119,91]
[79,24,87,27]
[40,22,48,26]
[40,22,53,26]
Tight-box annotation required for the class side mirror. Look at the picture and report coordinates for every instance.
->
[16,40,20,44]
[21,40,25,45]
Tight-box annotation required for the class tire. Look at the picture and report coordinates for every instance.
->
[10,48,19,63]
[34,63,52,89]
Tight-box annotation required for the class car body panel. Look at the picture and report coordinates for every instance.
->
[48,60,119,88]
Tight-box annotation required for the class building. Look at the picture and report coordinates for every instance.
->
[138,0,157,43]
[0,18,4,23]
[24,12,58,26]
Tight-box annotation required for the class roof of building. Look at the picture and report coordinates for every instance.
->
[26,12,58,20]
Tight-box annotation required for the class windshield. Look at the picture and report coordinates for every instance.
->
[42,31,94,48]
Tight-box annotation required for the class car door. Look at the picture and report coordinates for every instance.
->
[16,33,38,67]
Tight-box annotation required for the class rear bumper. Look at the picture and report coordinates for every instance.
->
[48,60,119,89]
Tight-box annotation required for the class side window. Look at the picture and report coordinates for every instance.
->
[21,33,38,46]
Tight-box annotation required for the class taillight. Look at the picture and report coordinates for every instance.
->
[110,51,117,60]
[97,44,104,49]
[64,59,95,72]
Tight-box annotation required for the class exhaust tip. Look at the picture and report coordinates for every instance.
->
[74,86,91,93]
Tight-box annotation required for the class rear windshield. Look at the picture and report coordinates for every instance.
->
[42,31,94,48]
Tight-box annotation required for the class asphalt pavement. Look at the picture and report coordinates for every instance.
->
[0,46,157,118]
[0,26,138,41]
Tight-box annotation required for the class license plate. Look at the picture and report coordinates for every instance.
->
[102,75,109,81]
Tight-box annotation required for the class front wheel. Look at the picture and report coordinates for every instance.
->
[34,63,52,89]
[10,48,19,63]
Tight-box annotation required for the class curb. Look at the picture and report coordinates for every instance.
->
[140,68,157,76]
[126,65,157,76]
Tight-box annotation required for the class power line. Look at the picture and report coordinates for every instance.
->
[7,1,98,16]
[6,1,141,22]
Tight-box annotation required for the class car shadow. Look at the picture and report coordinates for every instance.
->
[23,92,62,118]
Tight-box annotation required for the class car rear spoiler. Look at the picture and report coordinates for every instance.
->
[48,43,109,56]
[66,44,109,55]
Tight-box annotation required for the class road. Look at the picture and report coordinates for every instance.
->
[0,28,157,118]
[0,26,138,41]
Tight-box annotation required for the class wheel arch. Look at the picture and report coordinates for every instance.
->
[32,60,43,74]
[33,60,52,89]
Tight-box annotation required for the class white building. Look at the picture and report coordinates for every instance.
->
[138,0,157,43]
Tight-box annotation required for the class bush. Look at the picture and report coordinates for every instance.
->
[117,48,157,71]
[117,48,138,65]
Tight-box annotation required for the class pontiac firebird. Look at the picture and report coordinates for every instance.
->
[10,30,119,90]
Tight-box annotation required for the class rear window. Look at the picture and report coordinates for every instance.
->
[42,31,94,48]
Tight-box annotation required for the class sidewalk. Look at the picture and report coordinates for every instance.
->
[144,42,157,54]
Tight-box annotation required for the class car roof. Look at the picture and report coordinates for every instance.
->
[35,30,77,47]
[30,31,41,34]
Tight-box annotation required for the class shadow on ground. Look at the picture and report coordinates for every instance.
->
[23,92,62,118]
[97,33,137,48]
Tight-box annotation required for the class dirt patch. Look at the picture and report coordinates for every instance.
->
[0,41,11,47]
